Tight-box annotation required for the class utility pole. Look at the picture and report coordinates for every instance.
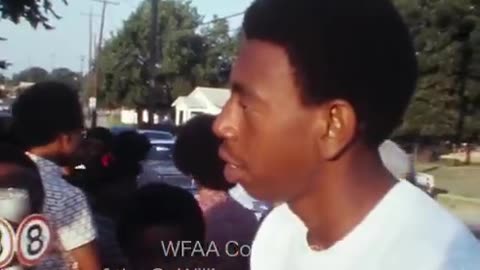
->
[81,8,101,74]
[147,0,159,126]
[90,0,119,128]
[81,8,101,127]
[80,55,85,76]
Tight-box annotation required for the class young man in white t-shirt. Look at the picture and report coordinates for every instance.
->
[11,82,101,270]
[212,0,480,269]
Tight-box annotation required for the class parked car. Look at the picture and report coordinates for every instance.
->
[109,126,136,135]
[137,142,195,193]
[138,129,175,143]
[415,172,435,194]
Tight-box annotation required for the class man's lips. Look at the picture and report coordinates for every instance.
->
[218,147,241,168]
[218,147,243,183]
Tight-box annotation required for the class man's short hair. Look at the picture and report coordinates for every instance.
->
[243,0,418,146]
[11,81,84,148]
[173,114,234,191]
[117,183,205,254]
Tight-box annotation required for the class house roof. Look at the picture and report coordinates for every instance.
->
[195,87,231,108]
[172,86,231,109]
[172,96,205,109]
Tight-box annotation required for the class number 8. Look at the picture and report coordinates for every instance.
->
[16,214,52,267]
[0,218,15,268]
[27,224,44,256]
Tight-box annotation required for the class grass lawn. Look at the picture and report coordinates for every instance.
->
[416,163,480,225]
[416,163,480,199]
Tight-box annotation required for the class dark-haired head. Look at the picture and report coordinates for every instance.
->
[242,0,417,145]
[79,127,114,174]
[11,81,84,166]
[174,114,234,191]
[70,127,115,192]
[213,0,417,202]
[79,130,150,216]
[117,183,205,269]
[87,127,114,150]
[111,130,151,176]
[0,143,44,213]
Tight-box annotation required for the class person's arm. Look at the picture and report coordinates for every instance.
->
[57,188,101,270]
[69,241,101,270]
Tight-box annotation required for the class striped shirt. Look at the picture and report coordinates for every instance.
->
[28,154,96,270]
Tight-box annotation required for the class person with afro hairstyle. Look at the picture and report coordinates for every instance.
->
[11,81,101,270]
[173,114,258,270]
[212,0,480,269]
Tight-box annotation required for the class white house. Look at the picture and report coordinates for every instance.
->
[172,86,231,125]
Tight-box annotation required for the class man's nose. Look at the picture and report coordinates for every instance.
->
[213,107,236,140]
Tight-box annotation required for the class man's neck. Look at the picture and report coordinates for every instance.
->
[28,147,59,165]
[288,146,397,250]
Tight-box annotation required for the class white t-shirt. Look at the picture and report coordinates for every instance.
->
[229,184,271,220]
[29,154,96,270]
[251,181,480,270]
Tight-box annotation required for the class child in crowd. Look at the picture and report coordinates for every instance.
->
[74,129,151,269]
[117,183,206,270]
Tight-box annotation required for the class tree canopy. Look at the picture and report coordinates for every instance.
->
[393,0,480,142]
[98,0,237,115]
[0,0,66,29]
[10,66,80,88]
[12,67,49,83]
[96,0,479,142]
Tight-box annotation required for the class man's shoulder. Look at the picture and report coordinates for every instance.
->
[253,203,302,246]
[262,203,299,227]
[44,174,86,199]
[375,182,480,269]
[42,174,89,216]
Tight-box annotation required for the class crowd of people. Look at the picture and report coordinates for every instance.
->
[0,81,266,269]
[1,0,480,269]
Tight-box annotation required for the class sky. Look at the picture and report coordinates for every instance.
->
[0,0,253,76]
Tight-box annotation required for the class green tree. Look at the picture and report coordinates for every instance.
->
[99,0,238,117]
[12,67,49,83]
[0,0,66,28]
[198,17,237,87]
[394,0,480,145]
[100,0,203,109]
[49,67,81,89]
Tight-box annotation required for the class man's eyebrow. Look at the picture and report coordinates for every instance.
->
[231,81,261,100]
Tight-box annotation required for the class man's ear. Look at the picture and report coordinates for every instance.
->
[56,133,71,152]
[312,100,357,160]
